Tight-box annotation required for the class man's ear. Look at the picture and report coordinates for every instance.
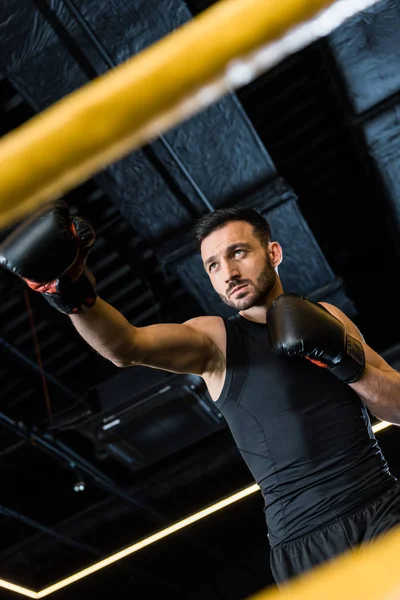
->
[269,241,283,268]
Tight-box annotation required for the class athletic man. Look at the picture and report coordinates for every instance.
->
[1,200,400,585]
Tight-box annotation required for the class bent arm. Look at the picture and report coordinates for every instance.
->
[322,302,400,424]
[70,297,223,376]
[350,362,400,424]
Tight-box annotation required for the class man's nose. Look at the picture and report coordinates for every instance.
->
[224,263,240,284]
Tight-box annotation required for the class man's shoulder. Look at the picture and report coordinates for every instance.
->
[317,302,364,342]
[183,315,225,331]
[318,301,348,321]
[184,315,227,349]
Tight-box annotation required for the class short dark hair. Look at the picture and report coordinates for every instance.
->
[192,207,272,251]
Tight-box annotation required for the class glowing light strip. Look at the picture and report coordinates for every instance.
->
[0,0,391,593]
[0,580,37,599]
[0,421,392,597]
[372,420,391,434]
[36,484,260,598]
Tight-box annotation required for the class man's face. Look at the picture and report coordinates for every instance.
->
[200,221,279,311]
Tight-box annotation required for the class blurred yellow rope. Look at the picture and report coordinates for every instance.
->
[0,0,337,229]
[0,0,397,597]
[249,523,400,600]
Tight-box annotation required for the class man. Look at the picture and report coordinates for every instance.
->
[1,200,400,585]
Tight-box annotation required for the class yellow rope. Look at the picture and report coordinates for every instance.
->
[250,523,400,600]
[0,0,336,229]
[0,1,397,597]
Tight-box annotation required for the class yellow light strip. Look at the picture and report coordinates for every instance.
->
[0,579,37,599]
[0,420,392,598]
[36,484,260,598]
[372,420,391,434]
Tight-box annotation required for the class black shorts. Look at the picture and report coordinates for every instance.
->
[270,481,400,586]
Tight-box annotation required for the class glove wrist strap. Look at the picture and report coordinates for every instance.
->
[42,272,97,314]
[330,335,365,384]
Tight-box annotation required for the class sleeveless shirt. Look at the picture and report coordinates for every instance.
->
[214,314,396,546]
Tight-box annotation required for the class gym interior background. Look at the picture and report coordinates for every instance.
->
[0,0,400,598]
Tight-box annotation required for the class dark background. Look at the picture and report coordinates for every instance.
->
[0,0,400,598]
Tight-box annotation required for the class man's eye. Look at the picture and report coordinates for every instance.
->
[209,263,217,271]
[234,249,245,257]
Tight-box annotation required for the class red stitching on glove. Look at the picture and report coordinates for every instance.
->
[25,279,58,294]
[305,356,329,368]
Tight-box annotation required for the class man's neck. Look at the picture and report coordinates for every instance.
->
[238,285,284,324]
[238,306,268,323]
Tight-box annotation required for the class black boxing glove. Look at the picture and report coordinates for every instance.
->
[267,292,365,384]
[0,200,97,314]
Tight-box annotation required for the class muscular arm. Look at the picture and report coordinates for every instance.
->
[70,297,223,376]
[321,302,400,424]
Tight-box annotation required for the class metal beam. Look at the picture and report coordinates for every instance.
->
[0,504,100,557]
[0,411,170,525]
[0,335,79,401]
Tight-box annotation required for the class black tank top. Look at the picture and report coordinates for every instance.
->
[215,314,396,546]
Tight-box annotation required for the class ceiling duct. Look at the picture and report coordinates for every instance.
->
[78,367,225,471]
[326,0,400,243]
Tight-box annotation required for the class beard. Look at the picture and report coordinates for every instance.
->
[218,256,277,311]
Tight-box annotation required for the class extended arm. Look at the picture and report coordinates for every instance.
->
[0,201,223,380]
[70,297,224,376]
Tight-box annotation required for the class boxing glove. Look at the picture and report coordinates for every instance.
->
[0,200,97,314]
[267,292,365,384]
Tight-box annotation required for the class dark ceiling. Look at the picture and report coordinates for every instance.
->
[0,0,400,599]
